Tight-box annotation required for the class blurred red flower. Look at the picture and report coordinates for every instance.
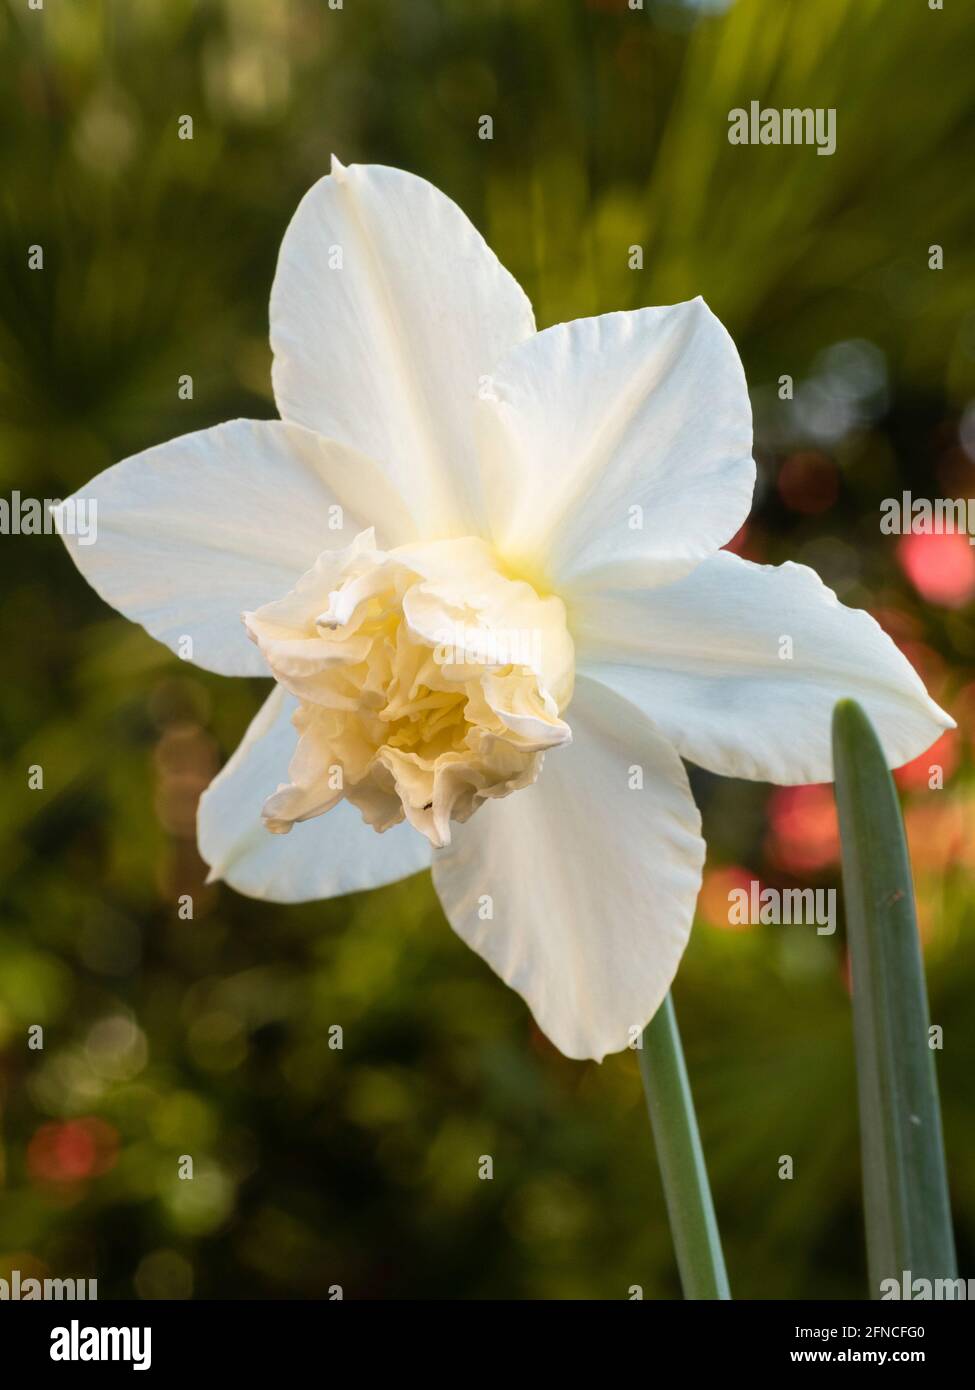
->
[27,1119,119,1186]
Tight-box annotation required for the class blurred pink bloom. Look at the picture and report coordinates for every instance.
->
[766,785,839,873]
[898,531,975,607]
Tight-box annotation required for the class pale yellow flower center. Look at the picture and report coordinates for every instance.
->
[244,531,574,848]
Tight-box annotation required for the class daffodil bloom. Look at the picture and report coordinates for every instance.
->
[58,158,951,1060]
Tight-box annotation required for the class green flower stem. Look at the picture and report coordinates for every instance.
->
[639,993,731,1300]
[832,698,956,1296]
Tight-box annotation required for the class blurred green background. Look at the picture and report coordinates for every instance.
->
[1,0,974,1300]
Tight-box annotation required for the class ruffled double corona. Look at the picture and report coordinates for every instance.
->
[245,531,574,849]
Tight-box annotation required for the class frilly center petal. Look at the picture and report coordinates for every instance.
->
[244,530,575,848]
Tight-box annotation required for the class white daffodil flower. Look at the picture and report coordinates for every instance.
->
[58,158,952,1061]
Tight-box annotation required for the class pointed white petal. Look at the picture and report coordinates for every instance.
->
[198,686,430,902]
[476,299,755,589]
[431,676,704,1061]
[576,550,954,784]
[57,419,416,676]
[270,158,536,538]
